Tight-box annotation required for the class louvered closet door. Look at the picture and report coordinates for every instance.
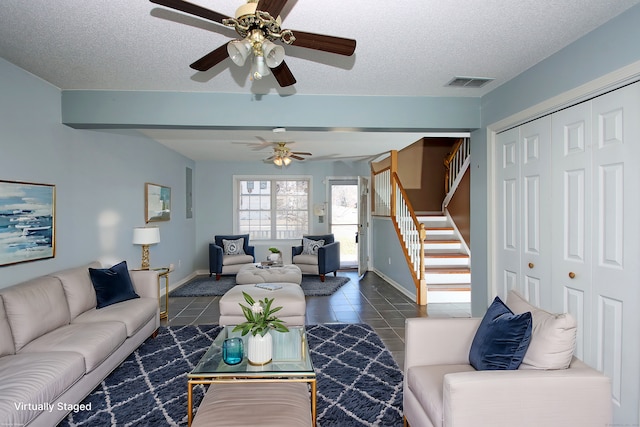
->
[519,117,551,308]
[551,101,593,362]
[590,82,640,418]
[495,127,521,299]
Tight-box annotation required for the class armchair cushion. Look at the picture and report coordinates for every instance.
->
[506,290,577,370]
[222,238,245,255]
[469,296,532,371]
[301,237,324,255]
[223,254,254,266]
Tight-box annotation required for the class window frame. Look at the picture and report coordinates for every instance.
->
[233,175,313,241]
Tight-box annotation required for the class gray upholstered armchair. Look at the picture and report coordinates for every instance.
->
[291,234,340,282]
[209,234,255,280]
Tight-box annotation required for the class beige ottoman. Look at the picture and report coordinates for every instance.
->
[236,264,302,285]
[219,283,306,326]
[192,382,312,427]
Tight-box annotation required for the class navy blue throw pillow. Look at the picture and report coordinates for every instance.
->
[469,296,532,370]
[89,261,140,309]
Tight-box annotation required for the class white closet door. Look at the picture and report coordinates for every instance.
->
[551,101,593,362]
[495,127,521,300]
[519,116,551,308]
[590,82,640,417]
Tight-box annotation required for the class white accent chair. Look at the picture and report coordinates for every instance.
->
[403,316,612,427]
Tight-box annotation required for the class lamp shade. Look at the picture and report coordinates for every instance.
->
[262,40,285,68]
[133,227,160,245]
[227,39,252,66]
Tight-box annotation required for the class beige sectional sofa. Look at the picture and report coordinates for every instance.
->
[0,262,160,427]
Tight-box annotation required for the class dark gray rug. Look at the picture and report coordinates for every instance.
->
[169,274,350,297]
[59,324,404,426]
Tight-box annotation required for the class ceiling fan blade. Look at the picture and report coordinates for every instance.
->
[150,0,231,24]
[290,154,305,161]
[256,0,289,18]
[291,151,312,156]
[289,30,356,56]
[272,61,297,87]
[190,44,229,71]
[264,154,277,161]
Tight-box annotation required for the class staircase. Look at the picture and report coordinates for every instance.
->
[419,215,471,302]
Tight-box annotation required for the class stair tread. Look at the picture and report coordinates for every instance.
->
[425,267,471,273]
[425,254,469,258]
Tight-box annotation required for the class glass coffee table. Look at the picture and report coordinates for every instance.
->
[187,326,316,426]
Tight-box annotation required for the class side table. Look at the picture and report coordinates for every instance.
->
[152,267,170,320]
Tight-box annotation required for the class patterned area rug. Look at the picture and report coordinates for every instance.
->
[59,324,403,426]
[169,274,350,297]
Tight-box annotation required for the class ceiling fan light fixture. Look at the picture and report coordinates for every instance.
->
[250,55,270,80]
[282,156,292,166]
[262,40,285,68]
[273,156,283,166]
[227,39,252,66]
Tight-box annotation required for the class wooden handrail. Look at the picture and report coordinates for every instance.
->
[444,138,465,167]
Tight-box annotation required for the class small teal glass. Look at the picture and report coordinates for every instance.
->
[222,337,243,365]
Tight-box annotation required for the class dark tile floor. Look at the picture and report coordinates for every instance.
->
[162,270,471,370]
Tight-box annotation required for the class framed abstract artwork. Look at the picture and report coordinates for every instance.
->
[145,182,171,223]
[0,180,56,267]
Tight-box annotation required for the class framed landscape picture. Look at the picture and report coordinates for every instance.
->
[0,180,56,267]
[145,182,171,223]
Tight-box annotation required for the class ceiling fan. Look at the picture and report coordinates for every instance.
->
[149,0,357,87]
[264,142,311,166]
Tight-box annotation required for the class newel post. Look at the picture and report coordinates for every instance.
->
[418,223,427,305]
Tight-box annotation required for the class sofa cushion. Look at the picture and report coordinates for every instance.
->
[506,290,577,370]
[222,254,254,266]
[19,321,127,373]
[0,351,85,427]
[0,296,15,356]
[223,238,245,255]
[469,296,532,370]
[301,237,324,255]
[73,297,158,337]
[406,364,475,427]
[0,276,70,352]
[89,260,140,309]
[51,261,100,319]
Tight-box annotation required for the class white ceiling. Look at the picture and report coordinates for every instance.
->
[1,0,638,161]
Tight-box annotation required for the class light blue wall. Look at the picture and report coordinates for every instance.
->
[0,58,196,288]
[469,4,640,316]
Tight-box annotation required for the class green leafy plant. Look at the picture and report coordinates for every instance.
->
[232,291,289,337]
[268,247,280,253]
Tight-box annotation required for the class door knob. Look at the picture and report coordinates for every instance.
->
[569,272,576,279]
[528,263,534,269]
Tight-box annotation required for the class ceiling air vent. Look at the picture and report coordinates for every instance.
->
[447,76,494,88]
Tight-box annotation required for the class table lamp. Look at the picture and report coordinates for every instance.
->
[132,226,160,270]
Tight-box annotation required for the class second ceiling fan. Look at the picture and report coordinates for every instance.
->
[150,0,357,87]
[265,142,311,166]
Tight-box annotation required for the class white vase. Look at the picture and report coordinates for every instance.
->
[268,253,280,262]
[247,331,273,365]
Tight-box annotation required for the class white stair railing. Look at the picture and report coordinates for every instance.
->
[374,168,391,216]
[391,173,427,305]
[443,137,471,208]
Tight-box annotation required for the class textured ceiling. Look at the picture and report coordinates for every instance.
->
[1,0,638,161]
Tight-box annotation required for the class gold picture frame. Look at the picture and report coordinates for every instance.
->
[145,182,171,223]
[0,180,56,266]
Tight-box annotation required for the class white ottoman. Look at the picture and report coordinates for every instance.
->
[236,264,302,285]
[219,283,306,326]
[192,383,312,427]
